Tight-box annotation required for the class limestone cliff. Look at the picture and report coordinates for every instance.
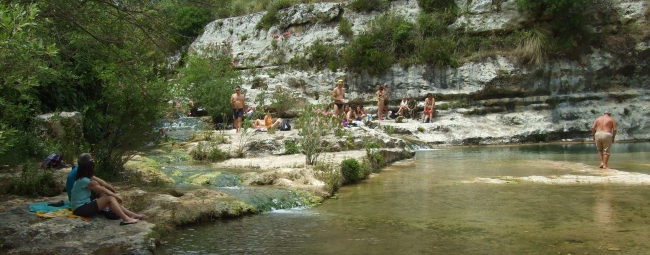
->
[190,0,650,145]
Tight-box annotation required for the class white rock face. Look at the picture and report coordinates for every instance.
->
[189,0,650,144]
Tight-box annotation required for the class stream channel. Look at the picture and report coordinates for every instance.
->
[155,142,650,254]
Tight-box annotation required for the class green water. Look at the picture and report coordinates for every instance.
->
[157,142,650,255]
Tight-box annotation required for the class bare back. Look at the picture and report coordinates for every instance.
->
[592,115,617,133]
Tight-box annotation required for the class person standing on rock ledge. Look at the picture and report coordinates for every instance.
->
[332,79,346,117]
[230,85,246,133]
[591,110,617,169]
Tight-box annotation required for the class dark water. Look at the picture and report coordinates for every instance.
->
[157,142,650,255]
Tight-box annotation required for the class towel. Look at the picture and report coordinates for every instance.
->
[29,201,71,213]
[36,209,89,221]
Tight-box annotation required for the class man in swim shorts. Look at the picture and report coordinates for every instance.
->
[591,110,617,169]
[332,79,346,117]
[230,85,246,133]
[422,93,435,123]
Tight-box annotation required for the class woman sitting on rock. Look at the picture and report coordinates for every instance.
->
[70,160,143,225]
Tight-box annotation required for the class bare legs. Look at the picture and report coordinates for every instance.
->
[377,102,384,121]
[96,196,143,224]
[598,151,610,169]
[235,117,242,133]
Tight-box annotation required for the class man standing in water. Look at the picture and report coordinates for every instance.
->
[332,79,346,117]
[591,110,617,169]
[230,85,246,133]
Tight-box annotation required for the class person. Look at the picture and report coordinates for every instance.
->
[70,160,143,225]
[591,110,617,169]
[246,106,255,117]
[397,96,411,117]
[66,153,115,202]
[346,105,357,123]
[383,84,391,118]
[230,85,246,133]
[264,110,282,130]
[356,105,367,121]
[376,86,385,121]
[253,116,266,131]
[332,79,346,117]
[407,96,417,119]
[422,93,436,123]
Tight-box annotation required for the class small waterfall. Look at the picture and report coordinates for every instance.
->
[158,117,210,141]
[216,187,317,212]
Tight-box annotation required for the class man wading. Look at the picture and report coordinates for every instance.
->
[591,110,617,169]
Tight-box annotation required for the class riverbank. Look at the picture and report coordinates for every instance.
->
[0,124,414,254]
[1,108,647,254]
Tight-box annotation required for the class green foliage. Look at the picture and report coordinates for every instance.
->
[0,127,47,166]
[341,158,362,183]
[417,36,455,67]
[417,126,425,132]
[342,13,415,74]
[270,86,298,116]
[295,104,341,165]
[6,165,59,197]
[93,77,169,180]
[284,139,301,154]
[383,125,395,134]
[0,3,57,132]
[176,44,242,123]
[338,18,354,38]
[290,41,341,72]
[314,162,341,195]
[166,5,213,45]
[207,147,229,162]
[417,0,458,13]
[348,0,391,12]
[516,0,592,51]
[255,0,293,30]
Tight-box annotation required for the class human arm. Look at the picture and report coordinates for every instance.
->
[612,121,617,143]
[87,180,123,204]
[591,120,597,141]
[91,176,116,193]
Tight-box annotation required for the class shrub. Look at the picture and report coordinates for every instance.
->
[295,104,341,165]
[341,13,415,75]
[255,0,293,30]
[348,0,391,12]
[416,36,455,67]
[314,162,341,195]
[290,41,341,72]
[341,158,362,183]
[207,147,228,162]
[417,0,457,13]
[176,44,242,124]
[0,126,47,166]
[284,140,300,154]
[417,126,425,132]
[168,6,213,45]
[6,165,59,197]
[270,86,298,116]
[338,18,353,38]
[513,28,549,66]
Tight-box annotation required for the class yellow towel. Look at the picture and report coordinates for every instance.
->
[36,209,90,221]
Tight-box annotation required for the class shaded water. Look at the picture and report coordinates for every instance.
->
[157,142,650,255]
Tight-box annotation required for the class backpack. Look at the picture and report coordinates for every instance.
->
[279,119,291,131]
[41,153,63,169]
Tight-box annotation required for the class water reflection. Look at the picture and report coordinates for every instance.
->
[157,142,650,255]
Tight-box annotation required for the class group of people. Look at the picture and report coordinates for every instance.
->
[234,80,619,169]
[335,80,438,123]
[65,153,144,225]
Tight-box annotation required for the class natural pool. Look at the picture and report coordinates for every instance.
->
[157,142,650,255]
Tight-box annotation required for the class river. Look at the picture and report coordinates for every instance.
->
[157,142,650,254]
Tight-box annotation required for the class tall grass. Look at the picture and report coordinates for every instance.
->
[514,28,548,66]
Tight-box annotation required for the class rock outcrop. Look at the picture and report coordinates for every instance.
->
[190,0,650,144]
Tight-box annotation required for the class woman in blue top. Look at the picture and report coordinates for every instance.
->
[70,160,142,225]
